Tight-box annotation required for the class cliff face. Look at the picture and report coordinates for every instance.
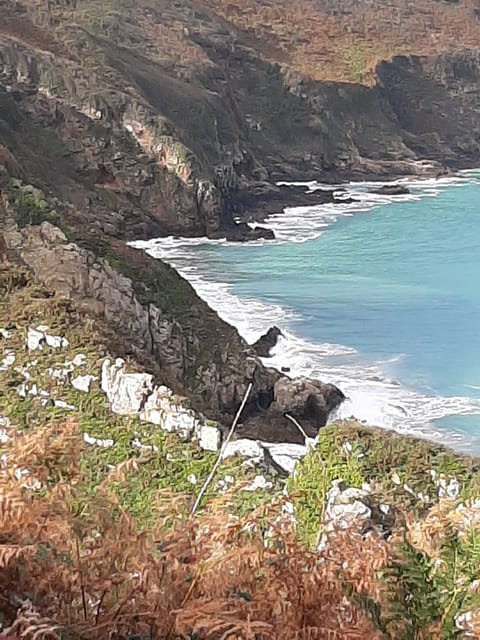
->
[1,0,480,241]
[0,189,344,440]
[1,0,479,436]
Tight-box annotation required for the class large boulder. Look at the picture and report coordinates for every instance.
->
[272,377,345,426]
[237,377,345,444]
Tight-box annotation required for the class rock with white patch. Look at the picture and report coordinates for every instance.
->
[0,328,12,339]
[198,424,221,452]
[0,350,15,370]
[162,411,197,438]
[131,438,158,453]
[54,400,75,410]
[263,442,308,475]
[439,477,461,500]
[325,481,372,531]
[244,475,273,492]
[48,366,71,382]
[83,433,114,448]
[27,326,69,351]
[16,382,27,398]
[222,439,265,462]
[71,353,87,367]
[27,328,45,351]
[101,358,153,415]
[72,374,97,393]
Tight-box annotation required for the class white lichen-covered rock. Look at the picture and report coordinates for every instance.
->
[72,374,97,393]
[72,353,87,367]
[162,411,197,438]
[325,480,372,531]
[0,350,15,370]
[26,328,45,351]
[222,439,265,462]
[54,400,75,410]
[102,358,153,415]
[83,433,114,448]
[244,475,273,492]
[16,382,27,398]
[27,326,68,351]
[131,438,158,453]
[438,477,461,500]
[198,424,221,452]
[139,385,172,425]
[263,442,308,475]
[48,366,71,382]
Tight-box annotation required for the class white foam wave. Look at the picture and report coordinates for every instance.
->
[131,174,480,450]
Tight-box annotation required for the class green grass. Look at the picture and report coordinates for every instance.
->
[0,270,279,529]
[6,184,62,229]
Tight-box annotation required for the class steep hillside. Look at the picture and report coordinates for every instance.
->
[1,0,480,241]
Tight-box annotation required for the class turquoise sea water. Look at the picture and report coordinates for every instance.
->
[134,172,480,452]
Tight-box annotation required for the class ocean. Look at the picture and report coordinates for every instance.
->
[132,171,480,453]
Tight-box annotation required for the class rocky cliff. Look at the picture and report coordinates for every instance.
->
[1,0,480,242]
[0,187,344,441]
[1,0,479,440]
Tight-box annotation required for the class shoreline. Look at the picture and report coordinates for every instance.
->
[132,171,480,454]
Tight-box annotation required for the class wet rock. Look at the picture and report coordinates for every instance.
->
[252,326,283,357]
[211,222,275,242]
[371,184,410,195]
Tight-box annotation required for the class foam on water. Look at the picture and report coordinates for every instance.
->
[131,172,480,451]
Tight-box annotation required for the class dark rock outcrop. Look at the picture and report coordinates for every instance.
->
[237,378,346,444]
[210,223,275,242]
[252,326,283,357]
[371,184,411,195]
[2,3,480,245]
[0,201,344,441]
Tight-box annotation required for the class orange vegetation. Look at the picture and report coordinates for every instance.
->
[194,0,480,83]
[0,420,394,639]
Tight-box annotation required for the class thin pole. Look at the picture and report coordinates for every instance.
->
[190,382,253,516]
